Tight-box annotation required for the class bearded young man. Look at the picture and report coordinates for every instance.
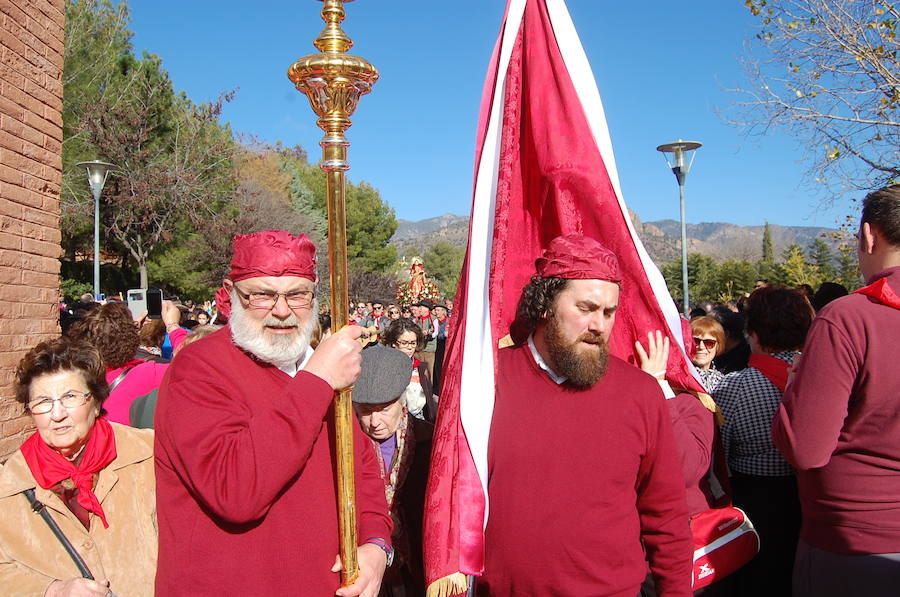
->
[154,230,392,597]
[477,235,693,597]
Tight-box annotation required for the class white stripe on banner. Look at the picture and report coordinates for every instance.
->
[460,0,528,529]
[545,0,703,385]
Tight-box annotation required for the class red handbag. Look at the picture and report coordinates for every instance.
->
[689,424,761,589]
[690,505,759,588]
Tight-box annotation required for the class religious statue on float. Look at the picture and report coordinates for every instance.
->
[396,257,441,306]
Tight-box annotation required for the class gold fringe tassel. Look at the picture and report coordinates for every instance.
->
[696,391,726,426]
[671,385,726,426]
[426,572,469,597]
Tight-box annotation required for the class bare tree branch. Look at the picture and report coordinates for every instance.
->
[725,0,899,206]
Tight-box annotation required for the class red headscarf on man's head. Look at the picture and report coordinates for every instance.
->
[216,230,318,318]
[534,234,621,283]
[229,230,317,282]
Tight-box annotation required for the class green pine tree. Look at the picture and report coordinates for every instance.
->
[808,237,836,282]
[761,222,775,264]
[781,244,820,287]
[837,243,862,291]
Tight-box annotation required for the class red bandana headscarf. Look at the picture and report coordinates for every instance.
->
[535,234,622,283]
[216,230,318,318]
[20,418,117,528]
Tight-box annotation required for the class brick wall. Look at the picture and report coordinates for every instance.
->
[0,0,64,460]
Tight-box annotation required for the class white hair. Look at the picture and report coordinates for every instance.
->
[228,289,318,369]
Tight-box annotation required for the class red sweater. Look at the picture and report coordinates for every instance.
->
[479,346,692,597]
[154,327,391,596]
[773,266,900,555]
[667,392,716,516]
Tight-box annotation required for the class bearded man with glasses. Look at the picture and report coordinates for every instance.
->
[154,230,392,597]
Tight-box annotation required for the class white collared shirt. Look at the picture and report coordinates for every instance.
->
[276,345,315,378]
[527,334,567,385]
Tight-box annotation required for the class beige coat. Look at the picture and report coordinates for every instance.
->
[0,422,156,597]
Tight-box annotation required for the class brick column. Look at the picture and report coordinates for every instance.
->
[0,0,64,460]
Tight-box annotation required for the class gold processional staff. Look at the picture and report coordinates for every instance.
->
[287,0,379,587]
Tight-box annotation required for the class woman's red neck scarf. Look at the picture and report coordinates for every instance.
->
[748,353,791,392]
[20,418,117,528]
[854,277,900,310]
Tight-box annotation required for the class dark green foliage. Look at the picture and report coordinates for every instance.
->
[837,243,862,291]
[660,240,859,304]
[60,2,398,301]
[808,237,836,281]
[423,241,465,300]
[761,221,775,264]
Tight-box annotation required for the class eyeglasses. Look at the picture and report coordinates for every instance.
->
[388,310,400,315]
[692,337,718,350]
[394,340,418,349]
[233,286,314,310]
[28,391,92,415]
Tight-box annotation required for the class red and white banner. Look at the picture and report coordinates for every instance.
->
[423,1,705,594]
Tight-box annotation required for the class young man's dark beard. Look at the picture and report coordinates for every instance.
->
[543,314,610,388]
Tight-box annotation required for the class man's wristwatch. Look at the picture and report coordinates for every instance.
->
[365,537,394,567]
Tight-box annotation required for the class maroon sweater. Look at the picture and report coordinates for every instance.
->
[773,266,900,555]
[667,392,716,516]
[154,328,391,596]
[480,346,692,597]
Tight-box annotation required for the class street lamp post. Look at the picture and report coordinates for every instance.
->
[75,160,117,300]
[655,140,701,317]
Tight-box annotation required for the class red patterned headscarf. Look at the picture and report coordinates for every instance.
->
[535,234,621,283]
[217,230,318,317]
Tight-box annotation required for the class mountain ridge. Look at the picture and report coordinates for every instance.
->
[391,213,849,265]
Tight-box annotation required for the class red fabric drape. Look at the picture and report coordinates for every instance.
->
[423,1,704,592]
[20,418,117,528]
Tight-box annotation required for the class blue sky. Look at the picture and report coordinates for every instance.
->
[127,1,852,228]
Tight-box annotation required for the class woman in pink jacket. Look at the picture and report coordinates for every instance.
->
[69,301,186,425]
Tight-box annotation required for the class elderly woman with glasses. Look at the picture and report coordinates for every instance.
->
[0,337,156,597]
[690,316,727,392]
[382,318,436,423]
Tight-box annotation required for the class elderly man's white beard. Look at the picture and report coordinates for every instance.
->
[229,290,318,369]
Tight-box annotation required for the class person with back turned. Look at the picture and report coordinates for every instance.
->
[773,185,900,596]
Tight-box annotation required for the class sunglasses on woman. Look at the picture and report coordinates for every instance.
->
[692,337,717,350]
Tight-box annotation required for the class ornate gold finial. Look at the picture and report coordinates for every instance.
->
[314,0,352,54]
[287,0,379,172]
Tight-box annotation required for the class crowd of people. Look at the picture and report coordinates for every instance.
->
[0,184,898,596]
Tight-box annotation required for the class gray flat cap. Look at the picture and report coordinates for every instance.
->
[352,345,413,405]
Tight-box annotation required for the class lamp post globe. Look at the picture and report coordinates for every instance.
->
[655,140,702,317]
[75,160,117,300]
